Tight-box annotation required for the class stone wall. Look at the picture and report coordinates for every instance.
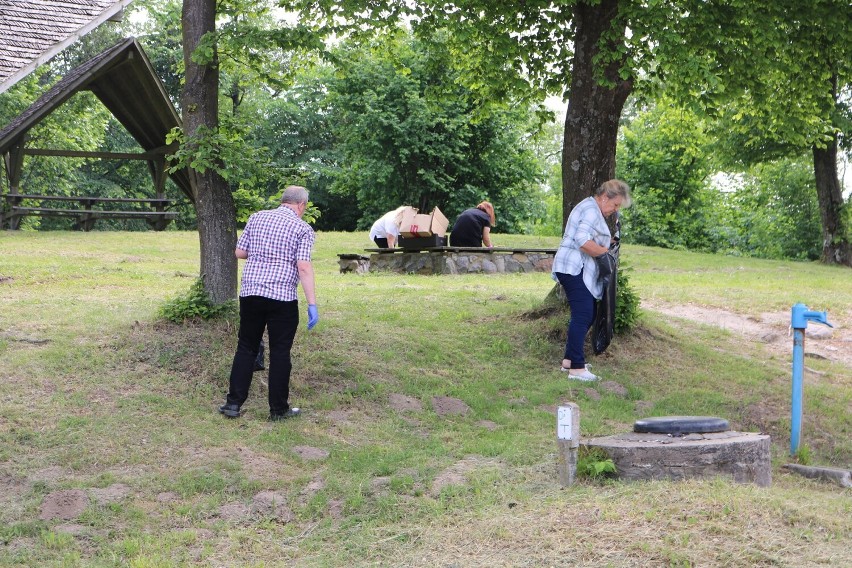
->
[363,250,555,275]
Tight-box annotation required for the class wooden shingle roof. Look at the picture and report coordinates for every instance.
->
[0,37,194,200]
[0,0,135,95]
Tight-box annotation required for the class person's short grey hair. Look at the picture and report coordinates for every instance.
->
[596,179,632,208]
[280,185,309,204]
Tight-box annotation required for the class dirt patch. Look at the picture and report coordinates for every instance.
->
[369,476,391,495]
[328,499,344,520]
[251,490,294,521]
[389,393,423,412]
[40,489,89,520]
[156,491,179,503]
[477,420,498,431]
[431,396,470,416]
[292,446,330,460]
[29,466,70,484]
[90,483,130,505]
[54,523,89,536]
[431,456,502,497]
[599,380,628,397]
[131,319,235,383]
[218,501,251,521]
[642,300,852,367]
[298,476,326,507]
[325,409,353,424]
[584,388,601,401]
[235,446,286,482]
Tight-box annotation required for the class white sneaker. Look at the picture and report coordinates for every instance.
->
[566,369,598,381]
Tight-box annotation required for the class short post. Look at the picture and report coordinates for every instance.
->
[556,403,580,486]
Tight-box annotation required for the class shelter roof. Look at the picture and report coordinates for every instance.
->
[0,37,194,199]
[0,0,135,95]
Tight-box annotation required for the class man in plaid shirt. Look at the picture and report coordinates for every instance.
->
[219,185,319,421]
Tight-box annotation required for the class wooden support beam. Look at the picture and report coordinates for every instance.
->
[23,147,174,160]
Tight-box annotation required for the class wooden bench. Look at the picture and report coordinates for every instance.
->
[2,194,178,231]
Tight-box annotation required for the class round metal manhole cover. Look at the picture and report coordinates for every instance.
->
[634,416,730,434]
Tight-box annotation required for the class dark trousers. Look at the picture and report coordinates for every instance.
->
[373,237,389,248]
[555,271,595,369]
[227,295,299,414]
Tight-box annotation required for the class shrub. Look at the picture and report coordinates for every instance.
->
[158,278,236,323]
[577,447,617,480]
[615,264,640,334]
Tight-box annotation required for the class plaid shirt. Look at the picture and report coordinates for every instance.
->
[237,206,315,301]
[551,197,611,299]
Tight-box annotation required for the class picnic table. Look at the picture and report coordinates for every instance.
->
[2,194,178,231]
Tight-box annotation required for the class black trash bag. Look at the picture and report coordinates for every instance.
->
[591,216,621,355]
[591,252,617,355]
[254,339,266,372]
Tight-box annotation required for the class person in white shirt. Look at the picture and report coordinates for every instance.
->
[552,179,631,381]
[369,206,416,248]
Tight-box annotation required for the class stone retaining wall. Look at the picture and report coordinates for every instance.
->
[362,250,555,275]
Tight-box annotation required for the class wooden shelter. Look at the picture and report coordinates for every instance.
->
[0,0,135,96]
[0,37,195,230]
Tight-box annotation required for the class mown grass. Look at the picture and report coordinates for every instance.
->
[0,230,849,567]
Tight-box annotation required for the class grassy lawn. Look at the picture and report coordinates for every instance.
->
[0,230,849,567]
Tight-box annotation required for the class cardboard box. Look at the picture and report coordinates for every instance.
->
[400,206,449,238]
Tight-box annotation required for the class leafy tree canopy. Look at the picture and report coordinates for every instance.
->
[321,27,547,231]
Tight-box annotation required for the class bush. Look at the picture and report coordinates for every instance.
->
[158,278,236,323]
[615,264,640,334]
[577,447,617,480]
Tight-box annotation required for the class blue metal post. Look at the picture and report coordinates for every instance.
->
[789,303,832,457]
[790,325,805,455]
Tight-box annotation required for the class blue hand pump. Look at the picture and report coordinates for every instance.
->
[789,303,832,456]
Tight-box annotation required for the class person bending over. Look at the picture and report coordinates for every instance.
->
[552,180,631,381]
[449,201,496,247]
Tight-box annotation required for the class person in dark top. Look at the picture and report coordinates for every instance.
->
[449,201,496,247]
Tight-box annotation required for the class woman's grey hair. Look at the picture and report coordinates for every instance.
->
[281,185,309,204]
[596,179,632,208]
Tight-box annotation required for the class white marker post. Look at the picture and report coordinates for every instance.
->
[557,403,580,486]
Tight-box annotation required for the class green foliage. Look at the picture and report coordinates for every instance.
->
[577,447,617,481]
[129,0,184,103]
[323,27,548,232]
[615,265,640,334]
[716,158,822,261]
[617,99,724,253]
[795,444,812,466]
[158,278,236,323]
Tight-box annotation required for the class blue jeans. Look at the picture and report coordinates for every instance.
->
[227,296,299,414]
[555,271,595,369]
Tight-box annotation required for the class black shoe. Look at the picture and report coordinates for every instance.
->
[218,403,241,418]
[268,407,301,422]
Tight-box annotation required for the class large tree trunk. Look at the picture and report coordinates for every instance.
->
[182,0,238,303]
[561,0,633,229]
[812,135,851,266]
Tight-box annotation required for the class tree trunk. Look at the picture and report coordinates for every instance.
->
[812,135,851,266]
[182,0,238,303]
[561,0,633,229]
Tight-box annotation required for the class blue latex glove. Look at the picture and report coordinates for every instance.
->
[307,304,319,330]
